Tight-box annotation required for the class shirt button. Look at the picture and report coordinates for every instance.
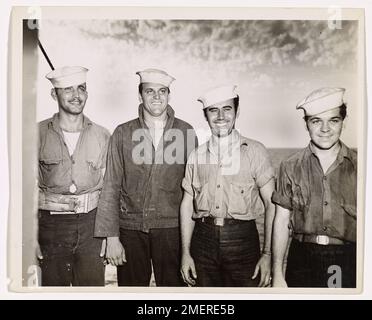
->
[216,206,219,209]
[241,190,244,194]
[323,176,327,181]
[72,159,75,164]
[323,226,328,231]
[217,185,221,188]
[324,201,328,206]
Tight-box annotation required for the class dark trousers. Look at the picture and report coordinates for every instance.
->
[38,208,105,286]
[286,239,356,288]
[117,227,184,286]
[190,220,260,287]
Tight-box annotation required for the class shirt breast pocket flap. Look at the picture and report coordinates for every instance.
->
[192,182,209,212]
[228,182,250,215]
[39,158,62,171]
[341,203,357,219]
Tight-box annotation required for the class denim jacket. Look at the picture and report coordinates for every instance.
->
[95,105,198,235]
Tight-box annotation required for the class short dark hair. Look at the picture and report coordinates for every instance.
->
[138,83,170,95]
[304,103,347,122]
[203,95,240,117]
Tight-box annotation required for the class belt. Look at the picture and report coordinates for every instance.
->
[293,233,346,245]
[39,190,100,214]
[198,216,248,227]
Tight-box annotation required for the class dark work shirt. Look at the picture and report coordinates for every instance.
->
[272,141,357,242]
[95,105,198,236]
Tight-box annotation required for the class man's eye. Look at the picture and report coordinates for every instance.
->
[311,120,320,125]
[145,90,153,94]
[78,86,86,92]
[208,108,218,113]
[223,106,232,111]
[159,89,167,94]
[330,119,340,124]
[64,87,73,93]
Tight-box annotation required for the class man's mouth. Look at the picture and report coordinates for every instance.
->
[69,99,81,105]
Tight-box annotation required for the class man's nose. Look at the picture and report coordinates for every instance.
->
[72,87,80,98]
[217,109,225,120]
[153,91,160,99]
[320,121,330,132]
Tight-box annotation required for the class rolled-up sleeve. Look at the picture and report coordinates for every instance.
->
[95,127,123,237]
[271,162,293,210]
[181,151,195,196]
[251,142,275,188]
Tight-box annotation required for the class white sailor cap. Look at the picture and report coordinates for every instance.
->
[197,85,238,109]
[136,68,175,87]
[46,66,88,88]
[296,87,345,116]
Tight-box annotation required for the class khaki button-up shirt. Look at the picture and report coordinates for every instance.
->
[38,113,110,195]
[182,130,274,221]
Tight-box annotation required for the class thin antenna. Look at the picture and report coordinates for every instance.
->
[37,39,55,70]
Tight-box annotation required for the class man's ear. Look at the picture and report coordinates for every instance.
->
[236,107,240,119]
[138,92,143,103]
[51,88,57,101]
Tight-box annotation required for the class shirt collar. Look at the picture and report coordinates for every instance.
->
[307,140,353,164]
[49,113,92,132]
[207,129,241,157]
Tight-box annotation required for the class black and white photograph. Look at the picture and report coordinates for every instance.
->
[7,5,366,293]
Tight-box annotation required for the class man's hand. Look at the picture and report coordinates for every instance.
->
[105,237,126,266]
[272,273,288,288]
[252,254,271,287]
[180,253,197,286]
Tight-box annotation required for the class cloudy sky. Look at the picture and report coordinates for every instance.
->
[37,19,360,147]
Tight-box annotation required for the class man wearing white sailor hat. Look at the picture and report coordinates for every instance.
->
[272,87,357,288]
[37,66,110,286]
[95,68,198,286]
[180,85,275,287]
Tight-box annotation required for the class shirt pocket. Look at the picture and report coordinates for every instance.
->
[192,181,210,213]
[86,158,102,171]
[39,158,63,187]
[341,202,357,219]
[227,182,250,215]
[39,158,62,171]
[291,185,308,211]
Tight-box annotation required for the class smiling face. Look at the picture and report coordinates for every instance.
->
[205,98,237,137]
[139,82,170,118]
[52,83,88,115]
[306,107,344,150]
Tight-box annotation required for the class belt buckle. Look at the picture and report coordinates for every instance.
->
[214,218,225,227]
[316,235,329,245]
